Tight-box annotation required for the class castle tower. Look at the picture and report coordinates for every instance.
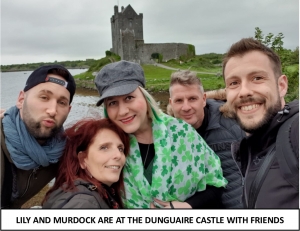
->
[110,5,144,61]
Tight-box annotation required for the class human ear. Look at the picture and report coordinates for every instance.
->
[278,75,288,98]
[202,93,207,107]
[16,91,25,109]
[78,151,87,169]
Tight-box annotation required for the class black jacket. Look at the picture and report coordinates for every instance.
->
[234,100,299,208]
[196,99,245,208]
[43,180,111,209]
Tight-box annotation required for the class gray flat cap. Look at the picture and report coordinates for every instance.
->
[95,60,145,106]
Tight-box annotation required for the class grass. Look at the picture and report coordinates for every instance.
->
[161,61,222,73]
[73,55,297,98]
[74,63,225,93]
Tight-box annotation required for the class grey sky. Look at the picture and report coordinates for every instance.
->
[1,0,299,65]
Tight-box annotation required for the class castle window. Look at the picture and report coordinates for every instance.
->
[129,19,133,27]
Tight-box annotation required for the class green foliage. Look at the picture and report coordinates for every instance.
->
[254,27,284,53]
[187,44,195,56]
[87,54,121,72]
[158,54,163,63]
[151,53,163,63]
[254,27,299,102]
[151,53,159,59]
[1,59,95,72]
[284,64,299,102]
[105,50,112,56]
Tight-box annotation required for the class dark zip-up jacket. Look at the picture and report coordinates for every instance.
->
[1,119,58,208]
[197,99,246,208]
[43,180,110,209]
[233,100,299,208]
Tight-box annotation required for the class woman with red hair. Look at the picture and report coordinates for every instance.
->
[42,118,130,208]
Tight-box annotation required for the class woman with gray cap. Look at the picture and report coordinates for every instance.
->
[95,60,227,208]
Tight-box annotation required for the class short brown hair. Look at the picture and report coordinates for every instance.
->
[169,70,204,96]
[222,37,282,78]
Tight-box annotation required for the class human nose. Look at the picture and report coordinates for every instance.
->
[112,147,123,160]
[118,102,129,116]
[238,81,253,99]
[181,100,191,111]
[46,100,57,117]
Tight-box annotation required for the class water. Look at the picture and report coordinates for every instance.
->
[0,69,104,126]
[1,69,169,189]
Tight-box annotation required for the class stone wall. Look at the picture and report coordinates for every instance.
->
[136,43,190,64]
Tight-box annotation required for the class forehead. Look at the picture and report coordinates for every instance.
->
[93,128,122,142]
[224,51,272,78]
[171,83,202,96]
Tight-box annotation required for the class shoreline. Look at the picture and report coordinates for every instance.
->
[75,86,170,112]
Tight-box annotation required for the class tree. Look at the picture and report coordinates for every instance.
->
[254,27,298,102]
[254,27,264,42]
[254,27,284,53]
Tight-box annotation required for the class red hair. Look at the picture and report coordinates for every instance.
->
[43,118,130,208]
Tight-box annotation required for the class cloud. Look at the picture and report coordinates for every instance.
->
[1,0,299,65]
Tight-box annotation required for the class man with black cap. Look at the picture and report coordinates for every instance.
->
[1,64,76,208]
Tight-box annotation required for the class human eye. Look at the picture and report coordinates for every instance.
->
[39,95,48,100]
[175,99,182,103]
[226,80,239,89]
[253,76,263,81]
[189,97,197,101]
[107,101,117,107]
[100,145,108,151]
[58,100,68,107]
[125,95,134,101]
[118,146,125,153]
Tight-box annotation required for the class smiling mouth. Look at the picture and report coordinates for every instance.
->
[239,104,260,111]
[182,114,194,118]
[120,116,135,124]
[105,166,121,169]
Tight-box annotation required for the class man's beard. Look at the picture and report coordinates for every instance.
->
[22,101,62,140]
[232,95,282,134]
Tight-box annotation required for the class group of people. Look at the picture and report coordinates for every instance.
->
[1,37,298,209]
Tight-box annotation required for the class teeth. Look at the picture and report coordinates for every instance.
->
[105,166,120,169]
[241,104,259,111]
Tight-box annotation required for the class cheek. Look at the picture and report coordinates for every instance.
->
[172,104,181,113]
[225,91,236,104]
[106,108,116,119]
[121,155,126,165]
[136,100,147,110]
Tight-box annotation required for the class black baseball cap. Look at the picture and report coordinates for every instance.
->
[94,60,145,106]
[24,64,76,103]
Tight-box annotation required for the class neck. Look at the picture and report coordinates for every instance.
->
[37,139,47,145]
[134,119,153,144]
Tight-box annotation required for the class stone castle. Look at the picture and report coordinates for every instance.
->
[110,5,195,64]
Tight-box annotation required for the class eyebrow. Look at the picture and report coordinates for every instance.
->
[99,142,124,147]
[38,90,69,102]
[247,70,268,76]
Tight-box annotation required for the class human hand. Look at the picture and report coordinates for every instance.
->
[151,198,192,209]
[0,109,5,119]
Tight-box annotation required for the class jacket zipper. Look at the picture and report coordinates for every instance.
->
[19,166,40,198]
[243,150,252,208]
[231,146,245,204]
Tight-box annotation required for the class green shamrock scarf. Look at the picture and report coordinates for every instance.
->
[123,113,227,208]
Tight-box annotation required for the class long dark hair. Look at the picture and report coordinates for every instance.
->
[42,118,130,208]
